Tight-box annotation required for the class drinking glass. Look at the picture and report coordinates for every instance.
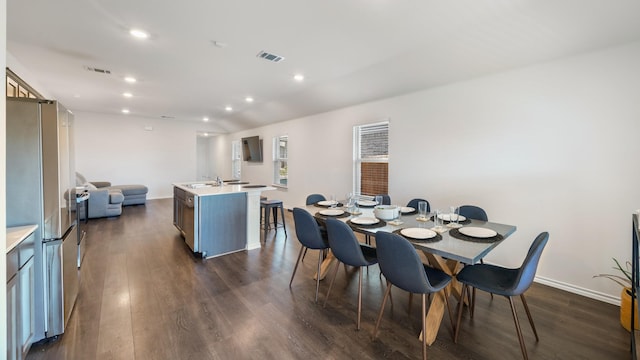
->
[433,209,441,228]
[330,194,336,208]
[418,201,428,220]
[375,195,383,206]
[449,206,460,228]
[392,205,401,223]
[345,192,353,207]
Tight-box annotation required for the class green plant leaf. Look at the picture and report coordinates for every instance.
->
[593,274,632,288]
[612,257,633,283]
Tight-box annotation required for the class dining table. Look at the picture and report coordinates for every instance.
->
[304,201,517,346]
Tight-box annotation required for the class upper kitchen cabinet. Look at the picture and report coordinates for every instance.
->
[6,69,42,99]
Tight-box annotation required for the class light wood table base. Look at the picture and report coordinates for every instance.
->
[314,251,335,280]
[418,252,465,345]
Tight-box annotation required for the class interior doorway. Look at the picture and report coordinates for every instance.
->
[196,133,215,181]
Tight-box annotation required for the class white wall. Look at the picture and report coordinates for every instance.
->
[74,112,221,199]
[221,41,640,302]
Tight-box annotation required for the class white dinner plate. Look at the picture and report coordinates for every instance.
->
[437,214,467,222]
[356,200,377,206]
[458,227,497,238]
[317,200,337,206]
[350,217,380,225]
[400,228,437,240]
[319,209,344,216]
[400,206,415,213]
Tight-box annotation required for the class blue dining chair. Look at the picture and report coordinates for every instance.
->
[323,218,378,330]
[305,193,326,205]
[406,198,430,212]
[457,205,488,222]
[290,208,330,303]
[457,205,491,300]
[373,231,454,360]
[304,193,328,252]
[454,232,550,360]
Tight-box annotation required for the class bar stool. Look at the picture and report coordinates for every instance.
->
[260,199,287,238]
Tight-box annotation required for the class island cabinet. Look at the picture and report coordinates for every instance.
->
[172,183,273,258]
[7,225,37,360]
[197,192,247,257]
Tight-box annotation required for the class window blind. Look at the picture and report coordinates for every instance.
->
[358,122,388,159]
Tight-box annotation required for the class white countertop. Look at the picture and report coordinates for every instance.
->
[6,225,38,253]
[173,182,275,196]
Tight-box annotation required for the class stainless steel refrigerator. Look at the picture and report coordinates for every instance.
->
[6,98,78,341]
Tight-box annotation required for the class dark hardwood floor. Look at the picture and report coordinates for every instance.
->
[27,198,629,359]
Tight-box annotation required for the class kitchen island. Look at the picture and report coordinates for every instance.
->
[173,182,275,258]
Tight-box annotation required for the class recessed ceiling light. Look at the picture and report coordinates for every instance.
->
[245,97,254,103]
[124,76,137,83]
[225,106,233,112]
[122,109,130,114]
[203,117,209,122]
[123,92,133,98]
[293,74,305,82]
[129,29,149,39]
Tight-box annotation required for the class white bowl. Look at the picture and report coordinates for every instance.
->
[373,205,400,221]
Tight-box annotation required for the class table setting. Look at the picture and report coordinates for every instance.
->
[314,199,343,208]
[304,197,517,347]
[392,227,443,243]
[449,226,503,243]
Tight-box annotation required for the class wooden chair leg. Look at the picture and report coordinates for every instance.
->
[443,287,455,338]
[289,246,305,288]
[421,293,427,360]
[357,267,363,330]
[508,296,529,360]
[470,287,476,318]
[314,250,323,303]
[385,279,394,308]
[323,259,341,308]
[520,294,539,341]
[454,284,468,343]
[373,282,392,338]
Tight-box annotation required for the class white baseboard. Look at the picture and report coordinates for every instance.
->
[535,276,620,306]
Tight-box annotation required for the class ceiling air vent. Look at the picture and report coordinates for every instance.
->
[84,66,111,75]
[256,50,285,63]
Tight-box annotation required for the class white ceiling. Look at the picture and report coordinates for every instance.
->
[7,0,640,133]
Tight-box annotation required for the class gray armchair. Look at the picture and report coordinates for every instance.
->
[86,185,124,219]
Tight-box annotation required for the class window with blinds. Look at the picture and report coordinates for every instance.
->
[231,140,242,180]
[273,135,288,187]
[354,121,389,196]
